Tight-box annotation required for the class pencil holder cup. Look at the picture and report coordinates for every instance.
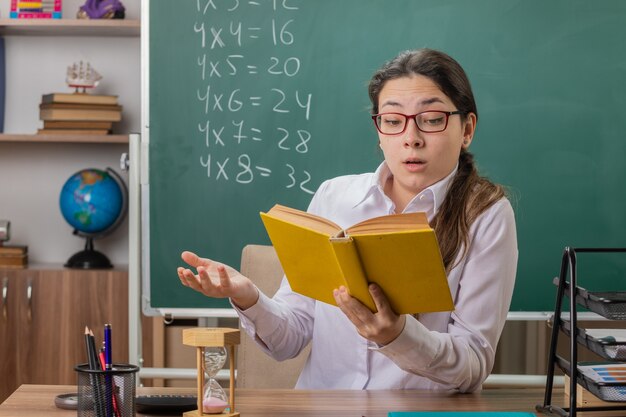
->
[75,363,139,417]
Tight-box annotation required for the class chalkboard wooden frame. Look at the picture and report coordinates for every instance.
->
[143,0,626,316]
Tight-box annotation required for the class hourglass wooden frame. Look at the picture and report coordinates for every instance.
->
[182,328,240,417]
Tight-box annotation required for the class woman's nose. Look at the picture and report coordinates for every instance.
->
[404,118,424,148]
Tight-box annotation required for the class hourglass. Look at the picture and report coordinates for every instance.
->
[182,328,240,417]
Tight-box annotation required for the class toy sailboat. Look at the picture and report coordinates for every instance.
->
[66,61,103,93]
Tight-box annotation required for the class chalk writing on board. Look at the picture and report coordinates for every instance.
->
[192,0,315,194]
[197,55,302,78]
[195,0,300,15]
[199,153,314,193]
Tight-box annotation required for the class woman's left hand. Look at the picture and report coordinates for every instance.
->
[333,283,406,346]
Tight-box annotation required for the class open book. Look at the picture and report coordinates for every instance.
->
[260,204,453,315]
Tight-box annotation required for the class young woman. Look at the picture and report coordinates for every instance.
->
[177,48,518,392]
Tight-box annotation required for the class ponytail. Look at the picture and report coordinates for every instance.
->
[432,150,505,272]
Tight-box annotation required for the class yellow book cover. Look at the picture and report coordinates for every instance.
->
[37,129,110,135]
[260,204,454,315]
[0,254,28,268]
[39,103,122,111]
[41,93,119,106]
[39,108,122,122]
[0,245,28,256]
[43,120,113,130]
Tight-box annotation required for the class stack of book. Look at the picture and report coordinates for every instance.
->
[9,0,62,19]
[0,245,28,269]
[38,93,122,135]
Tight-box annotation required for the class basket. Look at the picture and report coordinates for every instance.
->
[557,278,626,320]
[75,363,139,417]
[559,320,626,361]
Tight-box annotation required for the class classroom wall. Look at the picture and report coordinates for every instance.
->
[0,1,140,265]
[3,2,613,381]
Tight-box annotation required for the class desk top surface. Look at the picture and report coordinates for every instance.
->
[0,384,554,417]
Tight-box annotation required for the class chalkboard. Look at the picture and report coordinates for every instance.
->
[146,0,626,314]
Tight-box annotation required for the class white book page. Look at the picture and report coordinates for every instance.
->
[586,329,626,343]
[579,363,626,383]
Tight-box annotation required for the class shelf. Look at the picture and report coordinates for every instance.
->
[556,277,626,320]
[538,248,626,417]
[559,320,626,361]
[556,356,626,403]
[0,133,129,144]
[0,18,140,37]
[0,262,129,271]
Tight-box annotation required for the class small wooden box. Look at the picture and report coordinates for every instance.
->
[564,375,626,416]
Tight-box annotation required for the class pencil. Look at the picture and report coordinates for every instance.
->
[86,327,101,370]
[84,327,106,417]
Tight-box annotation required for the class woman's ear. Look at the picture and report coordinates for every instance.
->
[461,113,477,149]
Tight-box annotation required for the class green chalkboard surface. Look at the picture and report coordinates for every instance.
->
[147,0,626,313]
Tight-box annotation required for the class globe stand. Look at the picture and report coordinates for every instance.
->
[65,235,112,269]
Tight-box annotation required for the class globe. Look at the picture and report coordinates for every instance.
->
[59,167,127,269]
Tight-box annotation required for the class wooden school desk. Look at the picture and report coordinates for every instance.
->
[0,384,555,417]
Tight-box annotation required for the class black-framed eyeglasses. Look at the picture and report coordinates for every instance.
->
[371,110,465,135]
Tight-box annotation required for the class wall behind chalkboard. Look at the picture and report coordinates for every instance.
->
[146,0,626,313]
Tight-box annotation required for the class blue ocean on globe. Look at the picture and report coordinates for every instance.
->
[59,168,124,235]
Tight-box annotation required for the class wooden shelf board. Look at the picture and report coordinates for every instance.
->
[0,18,140,36]
[0,262,130,271]
[0,133,129,144]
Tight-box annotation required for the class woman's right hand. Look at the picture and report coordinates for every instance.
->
[177,251,260,310]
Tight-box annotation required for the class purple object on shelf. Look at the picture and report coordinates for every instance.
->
[78,0,126,19]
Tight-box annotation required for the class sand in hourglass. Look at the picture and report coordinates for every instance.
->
[203,397,229,414]
[203,347,229,414]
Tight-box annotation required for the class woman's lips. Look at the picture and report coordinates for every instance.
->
[403,159,426,172]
